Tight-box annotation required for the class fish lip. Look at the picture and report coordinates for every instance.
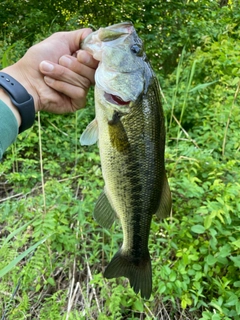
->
[104,92,131,106]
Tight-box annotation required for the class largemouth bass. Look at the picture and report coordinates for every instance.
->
[80,22,171,299]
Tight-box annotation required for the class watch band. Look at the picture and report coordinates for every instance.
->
[0,72,35,133]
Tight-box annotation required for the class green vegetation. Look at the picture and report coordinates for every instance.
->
[1,0,240,319]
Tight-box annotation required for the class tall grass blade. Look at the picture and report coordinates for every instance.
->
[170,47,186,127]
[2,219,36,246]
[222,80,240,157]
[0,235,51,278]
[1,43,16,68]
[189,80,218,93]
[178,59,197,128]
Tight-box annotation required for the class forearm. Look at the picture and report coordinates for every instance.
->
[0,99,18,160]
[2,64,39,112]
[0,62,34,158]
[0,76,24,159]
[0,87,22,127]
[0,68,37,135]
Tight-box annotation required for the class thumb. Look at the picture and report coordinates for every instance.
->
[67,28,93,54]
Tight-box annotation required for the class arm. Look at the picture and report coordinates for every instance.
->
[0,29,98,159]
[0,99,18,160]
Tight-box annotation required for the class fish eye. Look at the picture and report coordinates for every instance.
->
[131,44,142,56]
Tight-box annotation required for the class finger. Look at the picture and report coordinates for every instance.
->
[59,28,93,54]
[39,59,93,88]
[72,28,93,53]
[59,55,96,84]
[77,50,99,69]
[43,76,88,110]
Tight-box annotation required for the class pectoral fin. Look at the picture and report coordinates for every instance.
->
[80,118,98,146]
[156,173,172,219]
[94,191,117,228]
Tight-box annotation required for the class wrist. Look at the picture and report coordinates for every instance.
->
[2,64,39,112]
[0,69,36,133]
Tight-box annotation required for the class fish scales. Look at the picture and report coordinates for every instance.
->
[80,22,171,299]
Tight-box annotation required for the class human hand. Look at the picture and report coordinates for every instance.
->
[2,29,98,113]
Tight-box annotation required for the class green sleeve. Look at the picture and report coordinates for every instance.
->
[0,100,18,160]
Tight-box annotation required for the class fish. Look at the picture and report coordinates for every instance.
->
[80,22,171,299]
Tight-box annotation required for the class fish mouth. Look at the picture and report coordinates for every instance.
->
[104,92,131,106]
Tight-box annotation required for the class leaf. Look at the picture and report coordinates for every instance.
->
[169,271,177,282]
[231,77,240,86]
[225,293,238,306]
[234,281,240,288]
[204,216,212,229]
[236,301,240,315]
[191,225,205,234]
[133,300,144,312]
[47,277,56,286]
[181,294,192,309]
[206,255,217,266]
[230,256,240,268]
[189,80,218,93]
[159,284,166,294]
[209,301,223,313]
[218,244,231,258]
[231,239,240,249]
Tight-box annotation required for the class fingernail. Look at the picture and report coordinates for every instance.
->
[77,50,90,64]
[40,61,54,72]
[59,55,72,67]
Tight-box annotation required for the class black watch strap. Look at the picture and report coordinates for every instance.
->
[0,72,35,133]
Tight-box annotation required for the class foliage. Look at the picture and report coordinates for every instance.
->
[1,0,240,319]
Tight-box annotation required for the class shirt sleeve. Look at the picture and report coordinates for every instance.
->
[0,100,18,160]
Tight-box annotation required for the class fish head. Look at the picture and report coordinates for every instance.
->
[81,22,152,115]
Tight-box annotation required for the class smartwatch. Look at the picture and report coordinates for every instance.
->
[0,72,35,133]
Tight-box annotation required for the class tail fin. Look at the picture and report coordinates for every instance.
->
[104,249,152,299]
